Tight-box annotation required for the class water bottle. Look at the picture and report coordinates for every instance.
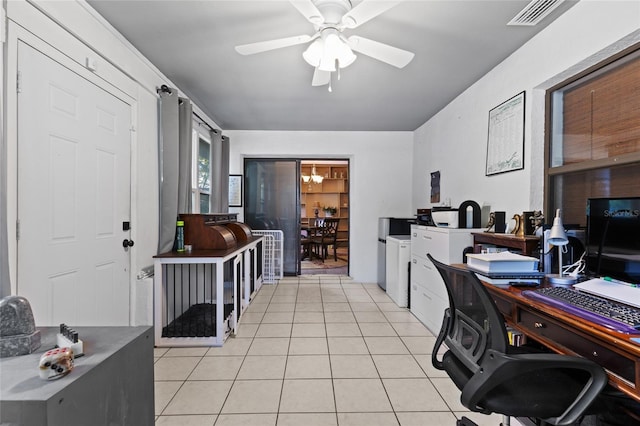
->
[176,220,185,252]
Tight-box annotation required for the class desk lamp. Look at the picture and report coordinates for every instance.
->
[547,209,577,285]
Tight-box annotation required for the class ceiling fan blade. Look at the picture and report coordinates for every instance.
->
[235,34,312,55]
[341,0,401,29]
[289,0,324,25]
[347,35,414,68]
[312,67,331,86]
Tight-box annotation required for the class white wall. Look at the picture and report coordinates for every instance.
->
[412,1,640,222]
[227,130,414,283]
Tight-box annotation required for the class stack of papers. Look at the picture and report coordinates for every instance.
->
[466,252,542,285]
[574,278,640,309]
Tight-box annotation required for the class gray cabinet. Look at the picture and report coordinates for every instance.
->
[1,326,154,426]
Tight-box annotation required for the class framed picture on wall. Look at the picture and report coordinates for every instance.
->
[486,91,525,176]
[229,174,242,207]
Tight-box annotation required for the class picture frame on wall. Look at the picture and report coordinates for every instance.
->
[485,91,525,176]
[229,174,242,207]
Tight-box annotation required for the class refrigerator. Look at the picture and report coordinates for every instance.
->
[386,235,412,307]
[377,217,414,290]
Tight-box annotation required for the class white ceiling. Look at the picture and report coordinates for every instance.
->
[86,0,576,131]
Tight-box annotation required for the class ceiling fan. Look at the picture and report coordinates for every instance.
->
[235,0,415,90]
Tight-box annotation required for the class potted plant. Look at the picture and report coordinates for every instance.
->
[322,206,337,217]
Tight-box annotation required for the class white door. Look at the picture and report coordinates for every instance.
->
[17,42,132,326]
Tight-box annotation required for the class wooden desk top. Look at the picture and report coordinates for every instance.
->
[481,280,640,402]
[154,236,263,259]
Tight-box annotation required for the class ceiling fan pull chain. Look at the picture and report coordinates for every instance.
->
[328,73,333,92]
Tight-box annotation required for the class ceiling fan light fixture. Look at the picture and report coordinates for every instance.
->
[303,39,324,66]
[311,32,356,72]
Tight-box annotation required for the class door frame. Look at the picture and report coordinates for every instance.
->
[299,158,350,276]
[6,22,138,319]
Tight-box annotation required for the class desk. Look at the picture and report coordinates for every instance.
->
[482,281,640,402]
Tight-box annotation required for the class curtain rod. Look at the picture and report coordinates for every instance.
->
[158,85,219,135]
[193,112,219,134]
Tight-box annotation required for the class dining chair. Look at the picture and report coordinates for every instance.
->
[311,218,339,262]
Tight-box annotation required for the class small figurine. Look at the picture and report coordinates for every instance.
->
[39,347,74,380]
[485,212,496,232]
[529,210,544,236]
[511,214,523,236]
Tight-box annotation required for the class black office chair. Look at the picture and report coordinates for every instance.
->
[427,254,607,426]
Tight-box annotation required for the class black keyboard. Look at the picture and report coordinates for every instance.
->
[522,286,640,334]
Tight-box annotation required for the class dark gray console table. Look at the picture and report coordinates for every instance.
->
[1,326,154,425]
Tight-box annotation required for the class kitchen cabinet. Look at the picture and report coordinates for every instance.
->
[410,225,479,334]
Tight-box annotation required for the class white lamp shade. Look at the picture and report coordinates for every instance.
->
[330,34,356,68]
[548,209,569,246]
[303,39,323,67]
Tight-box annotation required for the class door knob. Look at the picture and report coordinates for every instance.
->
[122,239,135,248]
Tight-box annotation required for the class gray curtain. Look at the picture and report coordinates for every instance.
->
[220,135,230,212]
[157,87,192,254]
[177,99,193,213]
[208,130,230,213]
[0,72,9,297]
[210,129,223,213]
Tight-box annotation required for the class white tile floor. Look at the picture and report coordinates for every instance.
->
[154,275,513,426]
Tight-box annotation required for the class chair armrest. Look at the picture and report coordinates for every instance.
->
[462,350,607,426]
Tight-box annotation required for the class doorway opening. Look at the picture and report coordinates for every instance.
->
[300,160,349,275]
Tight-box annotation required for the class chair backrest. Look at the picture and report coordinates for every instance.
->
[427,254,508,374]
[320,218,339,240]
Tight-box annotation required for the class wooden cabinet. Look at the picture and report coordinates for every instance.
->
[301,163,349,253]
[472,232,540,256]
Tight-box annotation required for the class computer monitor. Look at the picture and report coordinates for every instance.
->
[585,197,640,283]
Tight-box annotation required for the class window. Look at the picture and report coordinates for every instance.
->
[545,48,640,225]
[192,128,212,213]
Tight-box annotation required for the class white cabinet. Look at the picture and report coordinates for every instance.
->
[386,235,411,307]
[410,225,479,334]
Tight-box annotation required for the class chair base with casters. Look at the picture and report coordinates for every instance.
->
[427,254,608,426]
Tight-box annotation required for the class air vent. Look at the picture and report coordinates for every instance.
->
[508,0,565,26]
